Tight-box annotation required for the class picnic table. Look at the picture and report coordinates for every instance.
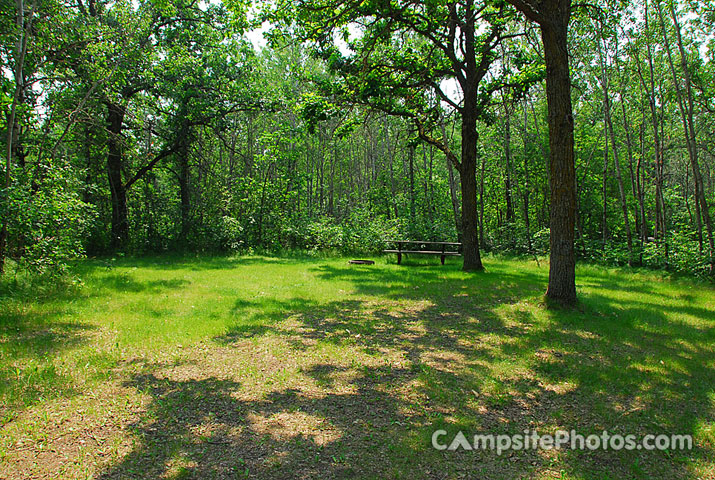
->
[383,240,462,265]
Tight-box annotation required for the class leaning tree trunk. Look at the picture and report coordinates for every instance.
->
[542,15,577,305]
[107,102,129,249]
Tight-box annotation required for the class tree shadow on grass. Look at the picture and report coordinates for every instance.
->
[92,274,190,294]
[81,254,324,273]
[96,259,713,479]
[0,298,96,424]
[97,359,552,479]
[0,266,195,426]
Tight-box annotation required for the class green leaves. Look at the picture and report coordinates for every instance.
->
[2,160,96,277]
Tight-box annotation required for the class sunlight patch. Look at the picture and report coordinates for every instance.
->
[246,411,341,446]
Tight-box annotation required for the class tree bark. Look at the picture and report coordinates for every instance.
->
[542,13,577,304]
[503,101,514,223]
[409,144,416,220]
[521,99,533,253]
[459,70,484,271]
[178,135,191,241]
[508,0,577,304]
[643,1,667,250]
[602,107,609,246]
[107,102,129,249]
[479,152,486,249]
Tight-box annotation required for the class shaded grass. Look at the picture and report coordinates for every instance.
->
[0,253,713,479]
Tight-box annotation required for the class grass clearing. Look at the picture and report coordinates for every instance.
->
[0,254,713,479]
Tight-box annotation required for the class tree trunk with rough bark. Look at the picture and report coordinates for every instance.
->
[508,0,577,305]
[107,102,129,249]
[541,11,577,304]
[460,102,484,271]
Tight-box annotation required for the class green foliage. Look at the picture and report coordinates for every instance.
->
[340,208,400,254]
[2,0,715,282]
[2,160,96,278]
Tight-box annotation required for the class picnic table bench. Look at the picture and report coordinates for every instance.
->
[383,240,462,265]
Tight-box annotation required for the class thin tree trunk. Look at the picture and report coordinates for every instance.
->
[637,122,647,246]
[639,1,667,251]
[521,99,533,253]
[1,0,34,274]
[447,154,462,243]
[479,153,486,249]
[602,110,609,246]
[598,29,633,263]
[178,138,191,241]
[614,39,641,244]
[409,145,415,220]
[503,100,514,223]
[659,2,715,273]
[444,124,463,243]
[652,21,667,253]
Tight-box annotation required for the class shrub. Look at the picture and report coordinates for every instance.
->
[2,160,96,278]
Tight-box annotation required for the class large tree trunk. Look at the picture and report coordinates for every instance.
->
[107,102,129,249]
[541,15,577,305]
[460,96,484,271]
[508,0,577,304]
[457,7,484,272]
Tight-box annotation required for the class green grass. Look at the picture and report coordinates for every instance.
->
[0,254,713,479]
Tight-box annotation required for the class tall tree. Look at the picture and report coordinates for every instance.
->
[279,0,537,271]
[507,0,578,304]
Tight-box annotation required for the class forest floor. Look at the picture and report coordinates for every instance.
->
[0,254,713,479]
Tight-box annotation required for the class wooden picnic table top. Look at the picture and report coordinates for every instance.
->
[387,240,462,246]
